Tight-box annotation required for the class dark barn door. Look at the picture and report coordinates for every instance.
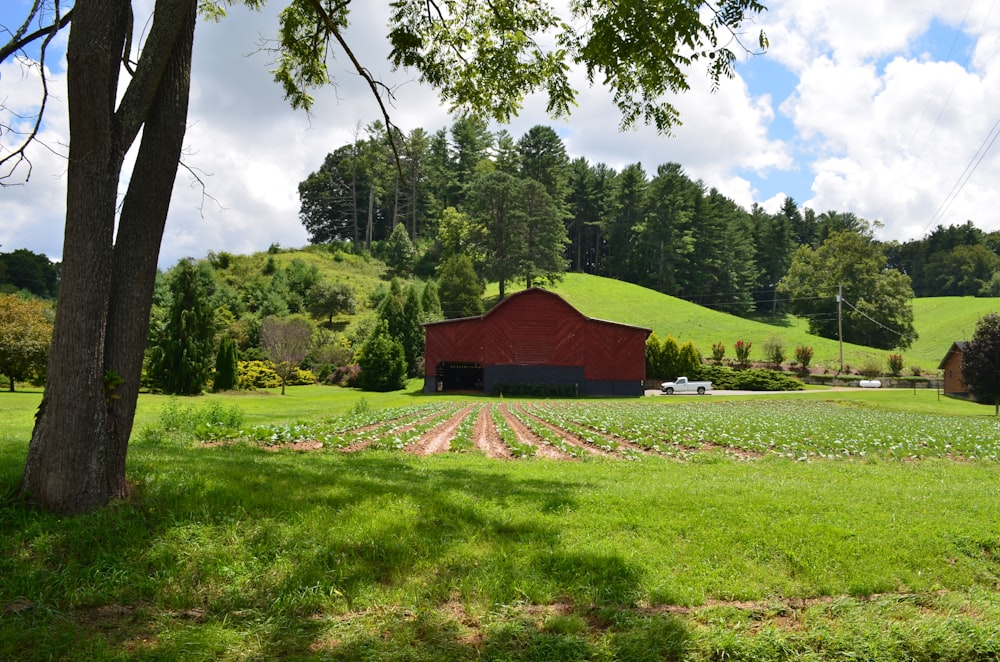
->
[436,362,483,392]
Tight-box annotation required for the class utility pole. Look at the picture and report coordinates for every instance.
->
[837,284,844,373]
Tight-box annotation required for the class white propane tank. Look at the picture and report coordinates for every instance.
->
[858,379,882,388]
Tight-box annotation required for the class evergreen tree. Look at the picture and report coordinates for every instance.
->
[149,259,217,395]
[438,254,485,319]
[517,125,571,216]
[357,320,408,392]
[213,336,239,392]
[467,170,525,300]
[382,222,417,275]
[420,280,444,321]
[661,335,681,380]
[678,341,702,378]
[518,179,569,288]
[400,285,425,376]
[603,163,647,281]
[645,333,666,380]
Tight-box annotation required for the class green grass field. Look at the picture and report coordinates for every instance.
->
[3,385,1000,660]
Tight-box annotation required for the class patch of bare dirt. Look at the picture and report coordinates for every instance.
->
[472,405,512,459]
[263,440,325,452]
[407,405,477,455]
[498,403,574,460]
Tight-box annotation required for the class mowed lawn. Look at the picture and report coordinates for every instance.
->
[2,385,1000,660]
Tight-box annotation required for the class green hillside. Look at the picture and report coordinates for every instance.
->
[494,273,1000,374]
[207,246,1000,375]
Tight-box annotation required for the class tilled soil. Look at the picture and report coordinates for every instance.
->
[253,403,666,461]
[407,405,477,455]
[497,403,575,460]
[471,405,512,459]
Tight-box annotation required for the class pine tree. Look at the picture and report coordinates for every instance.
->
[438,254,484,319]
[149,259,217,395]
[420,280,444,321]
[357,320,408,392]
[213,336,239,392]
[400,286,425,376]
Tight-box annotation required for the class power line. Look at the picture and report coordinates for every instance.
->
[920,0,1000,235]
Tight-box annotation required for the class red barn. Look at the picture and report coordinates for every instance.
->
[422,288,650,396]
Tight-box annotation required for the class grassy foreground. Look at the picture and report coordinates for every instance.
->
[3,386,1000,660]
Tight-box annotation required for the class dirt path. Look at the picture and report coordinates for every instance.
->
[511,403,611,457]
[498,403,575,460]
[471,405,512,459]
[407,405,476,455]
[338,410,450,453]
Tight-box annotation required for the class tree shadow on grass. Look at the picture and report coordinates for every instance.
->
[0,445,690,660]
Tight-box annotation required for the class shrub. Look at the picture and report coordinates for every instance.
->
[733,339,752,368]
[286,367,317,386]
[910,365,922,377]
[794,346,813,373]
[711,342,725,364]
[887,353,904,377]
[678,341,702,378]
[238,360,282,390]
[859,356,883,377]
[697,365,803,391]
[325,364,361,388]
[763,336,785,369]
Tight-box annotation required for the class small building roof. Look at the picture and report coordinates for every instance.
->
[938,341,970,370]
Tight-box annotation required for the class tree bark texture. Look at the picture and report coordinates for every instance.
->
[20,0,197,515]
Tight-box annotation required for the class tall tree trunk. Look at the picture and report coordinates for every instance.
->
[106,0,196,480]
[366,181,375,252]
[20,0,197,515]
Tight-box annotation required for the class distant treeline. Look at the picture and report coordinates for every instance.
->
[298,117,1000,314]
[0,249,60,299]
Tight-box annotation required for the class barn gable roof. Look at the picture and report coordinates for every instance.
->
[422,287,651,334]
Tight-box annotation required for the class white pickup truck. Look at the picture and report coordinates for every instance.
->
[660,376,712,395]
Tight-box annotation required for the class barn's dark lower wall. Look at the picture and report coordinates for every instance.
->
[484,364,585,395]
[424,364,645,397]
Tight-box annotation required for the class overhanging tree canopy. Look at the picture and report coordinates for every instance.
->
[2,0,767,514]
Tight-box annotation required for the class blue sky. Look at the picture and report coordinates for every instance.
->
[3,0,1000,267]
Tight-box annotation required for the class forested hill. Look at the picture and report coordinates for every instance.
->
[298,118,1000,304]
[297,118,1000,352]
[162,242,998,376]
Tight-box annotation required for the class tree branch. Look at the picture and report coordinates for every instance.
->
[302,0,406,179]
[0,2,71,184]
[0,3,72,63]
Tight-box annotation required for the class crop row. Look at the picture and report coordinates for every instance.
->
[491,406,537,457]
[536,400,1000,461]
[239,403,460,448]
[506,405,589,458]
[215,398,1000,462]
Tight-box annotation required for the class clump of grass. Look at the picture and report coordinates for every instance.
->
[137,398,245,444]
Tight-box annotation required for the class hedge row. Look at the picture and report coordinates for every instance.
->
[695,365,804,391]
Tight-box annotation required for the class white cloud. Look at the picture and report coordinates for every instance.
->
[4,0,1000,267]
